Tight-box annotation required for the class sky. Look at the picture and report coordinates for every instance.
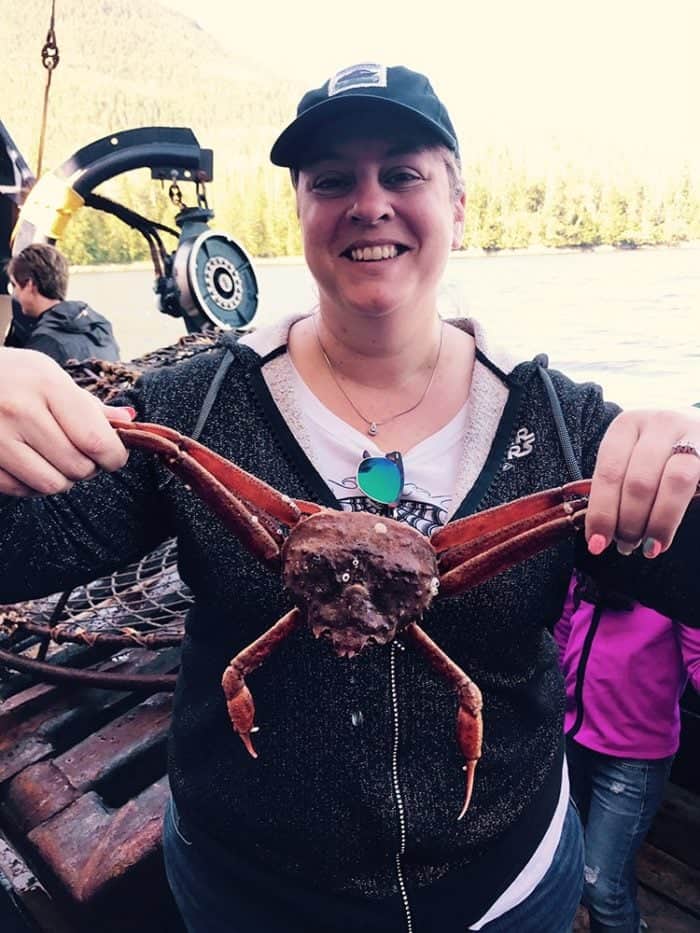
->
[161,0,700,174]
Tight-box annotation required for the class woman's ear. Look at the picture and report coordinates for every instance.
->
[452,193,466,249]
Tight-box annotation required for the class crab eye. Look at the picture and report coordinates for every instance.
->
[341,572,351,583]
[429,577,440,596]
[352,557,360,568]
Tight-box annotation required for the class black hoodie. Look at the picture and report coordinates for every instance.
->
[6,299,120,364]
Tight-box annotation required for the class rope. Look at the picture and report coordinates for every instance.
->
[36,0,60,177]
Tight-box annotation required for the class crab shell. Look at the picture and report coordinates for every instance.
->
[281,510,439,658]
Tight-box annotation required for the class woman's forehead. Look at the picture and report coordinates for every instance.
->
[298,112,443,166]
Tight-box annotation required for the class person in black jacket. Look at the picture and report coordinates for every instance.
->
[5,243,120,364]
[0,63,699,933]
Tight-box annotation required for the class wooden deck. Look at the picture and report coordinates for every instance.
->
[0,642,184,933]
[0,642,697,932]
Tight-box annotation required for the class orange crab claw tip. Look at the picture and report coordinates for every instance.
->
[457,762,477,821]
[239,733,259,759]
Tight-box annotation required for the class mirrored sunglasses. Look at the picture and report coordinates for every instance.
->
[356,450,404,507]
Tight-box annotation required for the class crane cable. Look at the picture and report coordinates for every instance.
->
[36,0,60,178]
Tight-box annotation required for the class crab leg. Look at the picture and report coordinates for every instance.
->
[439,509,588,597]
[402,622,483,820]
[438,499,588,575]
[110,419,295,565]
[436,484,700,594]
[221,608,302,757]
[110,418,302,524]
[431,482,591,597]
[431,481,592,552]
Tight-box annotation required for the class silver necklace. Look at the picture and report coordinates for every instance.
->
[315,319,444,437]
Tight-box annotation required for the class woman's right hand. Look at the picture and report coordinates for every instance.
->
[0,348,134,497]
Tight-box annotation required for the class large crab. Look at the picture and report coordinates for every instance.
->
[107,418,637,818]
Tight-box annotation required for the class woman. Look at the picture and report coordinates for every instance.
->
[1,63,699,933]
[556,573,700,932]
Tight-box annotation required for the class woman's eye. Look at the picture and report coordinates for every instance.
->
[384,169,422,187]
[311,175,351,195]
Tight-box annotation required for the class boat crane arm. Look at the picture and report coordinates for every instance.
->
[7,126,257,332]
[12,126,212,251]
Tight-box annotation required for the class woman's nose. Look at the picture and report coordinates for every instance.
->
[349,177,393,224]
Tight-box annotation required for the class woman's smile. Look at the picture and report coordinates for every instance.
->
[343,243,408,263]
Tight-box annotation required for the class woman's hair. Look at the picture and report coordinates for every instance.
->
[441,148,465,201]
[7,243,69,301]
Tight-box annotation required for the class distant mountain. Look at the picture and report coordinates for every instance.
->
[2,0,302,174]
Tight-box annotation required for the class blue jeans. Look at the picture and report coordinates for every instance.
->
[472,801,584,933]
[163,795,583,933]
[566,737,673,933]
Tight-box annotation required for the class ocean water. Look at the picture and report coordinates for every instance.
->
[69,245,700,410]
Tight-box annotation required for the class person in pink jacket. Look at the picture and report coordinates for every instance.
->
[554,570,700,932]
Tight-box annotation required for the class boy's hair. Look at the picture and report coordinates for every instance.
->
[7,244,69,301]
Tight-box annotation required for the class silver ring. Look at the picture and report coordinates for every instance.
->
[671,439,700,459]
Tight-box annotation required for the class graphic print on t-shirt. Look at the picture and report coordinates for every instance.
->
[328,473,451,536]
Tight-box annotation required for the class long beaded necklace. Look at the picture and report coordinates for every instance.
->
[315,318,444,437]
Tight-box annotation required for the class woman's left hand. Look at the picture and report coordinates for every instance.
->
[585,409,700,558]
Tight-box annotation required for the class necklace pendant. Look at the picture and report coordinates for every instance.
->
[367,422,378,437]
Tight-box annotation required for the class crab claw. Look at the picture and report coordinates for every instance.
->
[221,665,258,758]
[459,760,478,821]
[456,680,483,820]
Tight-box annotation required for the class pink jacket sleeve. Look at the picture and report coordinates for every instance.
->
[677,622,700,693]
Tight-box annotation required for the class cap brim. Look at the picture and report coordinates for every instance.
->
[270,95,457,167]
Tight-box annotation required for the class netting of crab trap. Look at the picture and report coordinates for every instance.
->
[0,537,193,650]
[63,325,223,401]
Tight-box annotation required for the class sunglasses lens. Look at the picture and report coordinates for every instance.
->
[357,456,403,505]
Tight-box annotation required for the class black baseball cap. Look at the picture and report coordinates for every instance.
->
[270,63,459,167]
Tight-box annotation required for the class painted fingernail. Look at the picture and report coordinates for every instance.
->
[616,540,639,556]
[642,537,662,559]
[109,405,137,421]
[587,534,608,556]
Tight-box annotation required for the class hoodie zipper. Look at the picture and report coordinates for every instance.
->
[569,602,603,740]
[390,641,414,933]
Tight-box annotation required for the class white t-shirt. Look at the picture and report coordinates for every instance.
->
[288,360,569,927]
[291,362,468,528]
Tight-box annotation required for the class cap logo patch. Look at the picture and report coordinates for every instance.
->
[328,63,387,97]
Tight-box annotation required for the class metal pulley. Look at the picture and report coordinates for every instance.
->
[161,206,258,332]
[8,123,258,335]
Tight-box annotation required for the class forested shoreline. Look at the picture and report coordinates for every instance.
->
[56,155,700,265]
[5,1,699,264]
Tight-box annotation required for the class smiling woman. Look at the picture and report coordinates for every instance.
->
[282,74,468,452]
[0,61,699,933]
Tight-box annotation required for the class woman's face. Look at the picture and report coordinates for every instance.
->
[295,131,464,323]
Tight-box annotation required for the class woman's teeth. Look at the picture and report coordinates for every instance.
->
[350,244,399,262]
